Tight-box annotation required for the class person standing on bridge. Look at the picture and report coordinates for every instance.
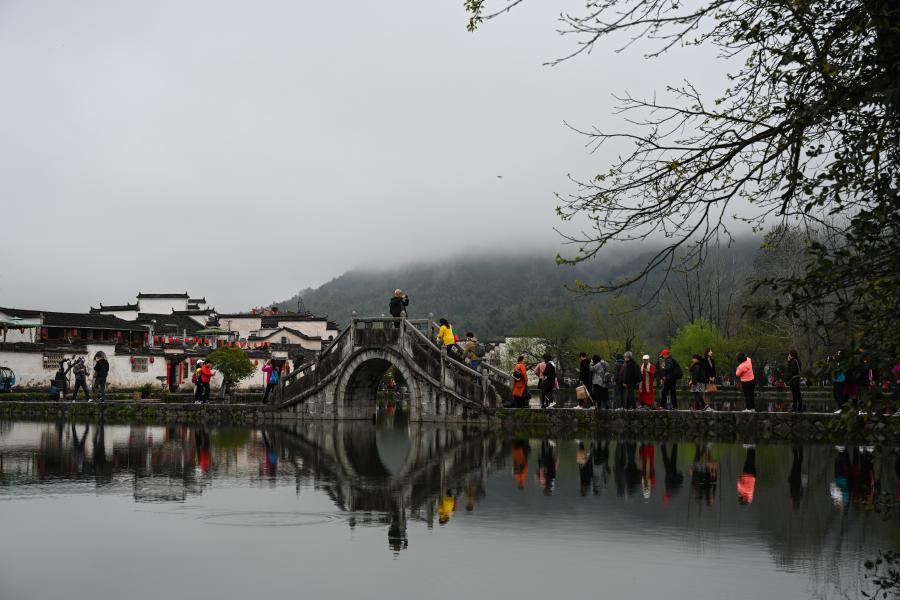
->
[437,318,457,356]
[262,360,279,404]
[389,289,409,327]
[462,332,484,371]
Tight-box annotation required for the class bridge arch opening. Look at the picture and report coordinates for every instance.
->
[336,352,420,420]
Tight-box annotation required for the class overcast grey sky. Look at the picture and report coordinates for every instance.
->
[0,0,724,312]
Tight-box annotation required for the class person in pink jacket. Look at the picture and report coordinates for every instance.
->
[735,353,755,412]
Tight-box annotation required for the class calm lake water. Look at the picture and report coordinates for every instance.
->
[0,418,897,600]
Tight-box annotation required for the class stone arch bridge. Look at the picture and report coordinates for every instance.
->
[273,318,512,421]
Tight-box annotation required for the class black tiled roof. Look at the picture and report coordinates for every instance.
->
[188,297,206,303]
[251,326,322,342]
[89,303,139,313]
[137,292,189,299]
[42,311,148,331]
[133,313,204,334]
[0,307,43,318]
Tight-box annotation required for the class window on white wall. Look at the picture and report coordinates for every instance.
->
[43,352,66,370]
[131,357,149,372]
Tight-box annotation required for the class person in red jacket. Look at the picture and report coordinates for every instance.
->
[199,361,214,404]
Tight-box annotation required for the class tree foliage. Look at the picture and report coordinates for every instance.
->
[206,347,256,395]
[465,0,900,368]
[670,319,725,373]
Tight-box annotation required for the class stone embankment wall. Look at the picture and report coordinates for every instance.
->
[0,401,288,426]
[1,401,897,443]
[494,408,900,443]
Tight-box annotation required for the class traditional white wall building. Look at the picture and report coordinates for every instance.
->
[1,293,336,393]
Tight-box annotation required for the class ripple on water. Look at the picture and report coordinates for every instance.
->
[197,511,340,528]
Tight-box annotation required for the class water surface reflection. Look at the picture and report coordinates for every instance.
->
[0,419,897,600]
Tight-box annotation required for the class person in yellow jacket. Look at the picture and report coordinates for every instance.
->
[437,318,456,348]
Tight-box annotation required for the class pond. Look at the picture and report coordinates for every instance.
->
[0,418,896,600]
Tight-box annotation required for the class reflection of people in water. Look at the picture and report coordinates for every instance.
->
[831,446,851,507]
[690,444,718,506]
[577,441,593,496]
[536,439,557,495]
[788,446,804,509]
[737,446,757,505]
[195,428,211,474]
[70,423,89,474]
[624,442,641,499]
[511,440,529,490]
[388,504,408,553]
[437,491,456,525]
[660,443,683,505]
[260,431,278,480]
[591,441,610,496]
[91,423,113,484]
[464,479,485,512]
[639,443,656,500]
[614,441,627,497]
[850,447,878,507]
[832,446,880,509]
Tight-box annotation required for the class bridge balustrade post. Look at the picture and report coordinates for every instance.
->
[481,369,490,408]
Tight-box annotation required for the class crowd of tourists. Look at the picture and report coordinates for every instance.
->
[507,348,900,415]
[51,352,110,403]
[391,290,900,414]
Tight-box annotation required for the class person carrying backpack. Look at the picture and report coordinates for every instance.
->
[262,360,279,404]
[193,361,204,403]
[462,332,484,371]
[659,349,681,410]
[511,355,530,408]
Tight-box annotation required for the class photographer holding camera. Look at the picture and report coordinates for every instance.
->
[389,289,409,327]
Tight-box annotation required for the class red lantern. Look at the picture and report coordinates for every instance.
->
[153,336,159,343]
[40,327,48,338]
[116,331,123,339]
[71,328,79,337]
[144,332,149,341]
[254,360,259,366]
[149,356,155,364]
[130,356,136,364]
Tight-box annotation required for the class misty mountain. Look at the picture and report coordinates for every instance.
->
[275,250,673,339]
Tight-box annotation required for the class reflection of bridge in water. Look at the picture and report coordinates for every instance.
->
[274,318,512,421]
[268,419,505,549]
